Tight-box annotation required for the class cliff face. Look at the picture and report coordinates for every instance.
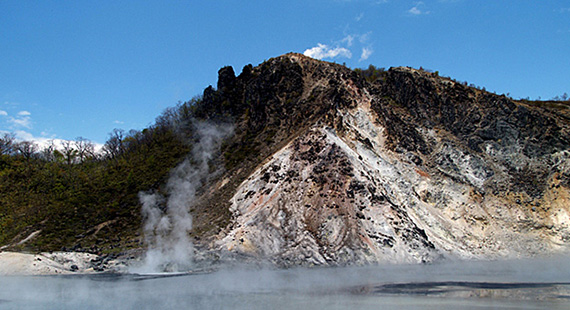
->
[192,53,570,266]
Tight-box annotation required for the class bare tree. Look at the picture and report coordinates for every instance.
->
[552,93,568,101]
[61,140,78,165]
[103,129,125,160]
[75,137,95,163]
[14,140,38,160]
[0,133,16,155]
[155,106,178,129]
[40,140,57,162]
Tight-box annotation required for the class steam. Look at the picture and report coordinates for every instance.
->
[134,121,233,273]
[3,257,570,309]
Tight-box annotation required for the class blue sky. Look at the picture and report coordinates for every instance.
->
[1,0,569,146]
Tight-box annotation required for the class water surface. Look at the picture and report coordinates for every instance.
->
[1,258,569,309]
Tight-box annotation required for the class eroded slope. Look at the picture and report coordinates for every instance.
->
[202,54,570,266]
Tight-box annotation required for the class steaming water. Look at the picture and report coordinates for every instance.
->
[1,258,569,310]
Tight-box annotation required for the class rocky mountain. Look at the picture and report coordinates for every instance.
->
[189,53,570,266]
[2,53,569,268]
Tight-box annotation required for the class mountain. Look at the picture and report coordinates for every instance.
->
[189,53,570,266]
[2,53,569,267]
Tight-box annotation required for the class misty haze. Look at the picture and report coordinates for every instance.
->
[2,258,570,309]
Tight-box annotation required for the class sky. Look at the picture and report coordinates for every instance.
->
[1,0,569,146]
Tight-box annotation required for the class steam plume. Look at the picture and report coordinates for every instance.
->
[135,121,233,273]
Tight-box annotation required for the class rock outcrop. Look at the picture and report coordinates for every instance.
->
[190,53,570,266]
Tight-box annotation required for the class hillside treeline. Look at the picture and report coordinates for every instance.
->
[0,99,204,253]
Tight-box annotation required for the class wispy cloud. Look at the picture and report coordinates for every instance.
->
[304,31,374,63]
[560,8,570,13]
[40,131,56,138]
[0,106,105,152]
[342,33,371,47]
[408,6,421,15]
[304,43,352,60]
[342,35,355,47]
[8,110,32,129]
[9,117,32,128]
[114,120,125,125]
[360,47,374,61]
[408,2,430,15]
[358,32,371,44]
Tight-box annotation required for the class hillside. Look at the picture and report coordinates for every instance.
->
[1,53,569,267]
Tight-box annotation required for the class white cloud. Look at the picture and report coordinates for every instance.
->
[356,13,364,22]
[11,130,59,151]
[18,110,31,116]
[10,130,104,153]
[114,120,125,125]
[408,2,430,15]
[304,32,373,63]
[303,44,352,60]
[360,47,374,61]
[0,110,7,116]
[12,130,35,141]
[409,7,421,15]
[9,115,32,129]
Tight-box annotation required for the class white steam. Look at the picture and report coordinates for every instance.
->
[134,121,233,273]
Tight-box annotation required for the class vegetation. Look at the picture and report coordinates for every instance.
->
[0,99,204,253]
[354,64,386,82]
[0,56,307,254]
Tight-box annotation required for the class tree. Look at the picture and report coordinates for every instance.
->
[354,65,386,83]
[0,133,15,155]
[61,140,78,165]
[75,137,95,163]
[40,140,57,162]
[155,106,178,129]
[103,129,125,160]
[552,93,568,101]
[14,140,38,160]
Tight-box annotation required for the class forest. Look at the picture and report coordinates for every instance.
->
[0,99,202,253]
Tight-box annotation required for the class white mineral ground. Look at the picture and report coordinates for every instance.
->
[0,251,126,275]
